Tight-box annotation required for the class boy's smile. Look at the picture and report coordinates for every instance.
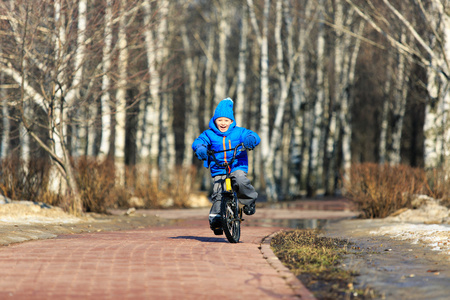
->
[215,117,233,132]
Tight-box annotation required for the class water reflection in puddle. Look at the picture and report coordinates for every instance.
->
[245,218,329,230]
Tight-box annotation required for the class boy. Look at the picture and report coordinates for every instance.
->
[192,98,260,235]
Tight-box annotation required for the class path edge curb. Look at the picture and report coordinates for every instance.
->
[261,231,317,300]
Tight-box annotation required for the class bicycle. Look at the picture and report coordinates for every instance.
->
[207,143,248,243]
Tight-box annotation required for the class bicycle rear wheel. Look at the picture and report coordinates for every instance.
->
[221,195,240,243]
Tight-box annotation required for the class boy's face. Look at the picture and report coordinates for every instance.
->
[215,117,233,132]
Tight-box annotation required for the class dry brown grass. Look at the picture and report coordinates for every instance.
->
[129,165,199,208]
[1,155,199,214]
[271,230,376,299]
[424,168,450,207]
[72,157,117,213]
[343,163,450,218]
[0,157,52,202]
[343,163,428,218]
[74,161,200,211]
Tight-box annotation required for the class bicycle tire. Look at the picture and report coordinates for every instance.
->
[221,195,240,243]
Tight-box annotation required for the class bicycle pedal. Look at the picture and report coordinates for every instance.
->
[213,228,223,236]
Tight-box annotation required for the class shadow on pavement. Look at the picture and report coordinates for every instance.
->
[170,235,227,243]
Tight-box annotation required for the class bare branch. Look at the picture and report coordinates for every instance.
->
[345,0,430,67]
[381,0,435,58]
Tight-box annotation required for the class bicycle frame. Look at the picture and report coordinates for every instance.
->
[207,143,246,243]
[208,142,245,191]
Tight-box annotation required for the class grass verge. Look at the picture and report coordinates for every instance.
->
[271,229,377,299]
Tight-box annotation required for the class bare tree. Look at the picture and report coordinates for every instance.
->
[213,0,231,104]
[138,0,166,175]
[0,0,88,213]
[114,0,130,183]
[346,0,450,170]
[327,1,365,189]
[263,0,298,200]
[99,0,114,160]
[308,0,326,196]
[0,0,144,213]
[290,0,314,196]
[181,21,200,167]
[0,66,10,159]
[247,0,272,198]
[235,5,249,127]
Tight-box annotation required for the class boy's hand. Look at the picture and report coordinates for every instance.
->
[195,145,208,160]
[244,135,257,150]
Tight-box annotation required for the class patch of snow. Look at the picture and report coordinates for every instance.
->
[370,223,450,256]
[0,216,82,224]
[0,201,83,224]
[369,195,450,258]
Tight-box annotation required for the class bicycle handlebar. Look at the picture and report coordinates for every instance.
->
[207,143,246,168]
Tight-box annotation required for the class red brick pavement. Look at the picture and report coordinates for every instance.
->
[0,221,316,300]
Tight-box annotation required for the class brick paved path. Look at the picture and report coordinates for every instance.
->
[0,221,315,299]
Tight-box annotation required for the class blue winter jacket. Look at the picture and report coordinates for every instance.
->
[192,118,261,177]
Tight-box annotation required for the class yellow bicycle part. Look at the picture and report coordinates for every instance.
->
[225,178,232,192]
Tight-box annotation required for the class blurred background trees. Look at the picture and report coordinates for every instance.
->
[0,0,449,212]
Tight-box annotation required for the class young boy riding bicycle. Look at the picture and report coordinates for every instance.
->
[192,98,260,235]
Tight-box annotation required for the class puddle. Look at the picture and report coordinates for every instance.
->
[244,218,330,230]
[325,219,450,300]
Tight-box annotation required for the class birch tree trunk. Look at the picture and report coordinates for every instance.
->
[290,0,313,196]
[443,17,450,172]
[247,0,271,197]
[379,63,391,164]
[289,81,304,195]
[18,25,29,165]
[199,27,216,191]
[140,0,168,180]
[331,8,364,188]
[181,24,200,167]
[115,0,129,182]
[260,0,271,197]
[325,0,344,193]
[203,28,215,128]
[214,0,230,104]
[86,104,97,157]
[308,1,326,195]
[140,0,160,166]
[51,1,82,213]
[20,102,30,164]
[341,21,364,186]
[0,71,9,159]
[0,23,9,159]
[262,0,282,200]
[99,0,113,160]
[264,0,296,200]
[389,30,409,165]
[235,5,248,127]
[48,0,76,194]
[424,1,450,170]
[424,72,443,168]
[65,0,87,157]
[160,92,176,182]
[158,3,175,180]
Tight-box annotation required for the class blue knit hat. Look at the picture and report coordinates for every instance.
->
[213,98,235,122]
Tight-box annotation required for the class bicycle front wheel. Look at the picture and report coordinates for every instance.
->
[221,195,240,243]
